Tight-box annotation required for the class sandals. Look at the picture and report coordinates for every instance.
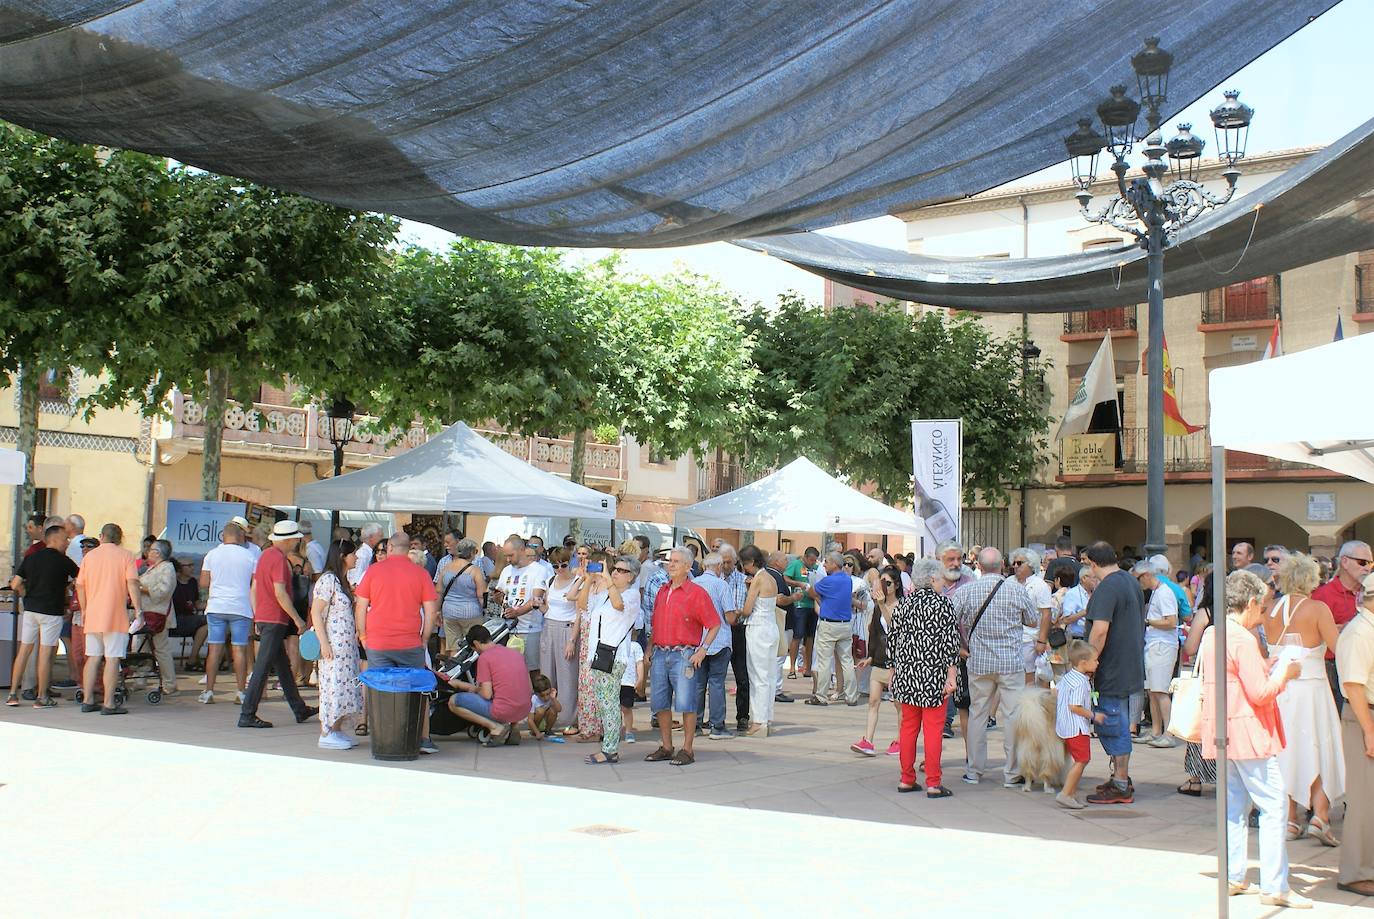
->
[804,696,828,706]
[897,783,923,793]
[585,752,618,765]
[669,749,695,766]
[561,725,581,736]
[926,786,953,799]
[1287,820,1305,841]
[1307,816,1340,847]
[644,746,675,762]
[786,671,797,680]
[1176,780,1202,797]
[355,723,369,737]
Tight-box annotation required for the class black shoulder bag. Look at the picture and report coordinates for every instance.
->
[590,593,635,674]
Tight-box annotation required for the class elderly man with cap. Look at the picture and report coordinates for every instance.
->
[239,521,316,728]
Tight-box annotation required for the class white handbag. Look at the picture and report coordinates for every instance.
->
[1167,651,1203,743]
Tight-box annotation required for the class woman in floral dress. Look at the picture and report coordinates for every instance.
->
[570,550,611,739]
[309,539,364,750]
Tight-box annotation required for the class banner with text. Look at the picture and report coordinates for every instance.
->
[166,499,247,559]
[1061,433,1116,475]
[911,419,962,554]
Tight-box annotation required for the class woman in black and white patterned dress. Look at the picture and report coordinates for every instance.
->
[889,558,961,798]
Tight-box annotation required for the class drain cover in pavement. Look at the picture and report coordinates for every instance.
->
[570,824,636,837]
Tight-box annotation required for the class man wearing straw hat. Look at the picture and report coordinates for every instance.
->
[238,520,316,729]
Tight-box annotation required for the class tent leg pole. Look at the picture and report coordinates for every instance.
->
[1212,445,1229,919]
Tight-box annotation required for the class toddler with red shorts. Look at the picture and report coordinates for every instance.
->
[1055,639,1105,809]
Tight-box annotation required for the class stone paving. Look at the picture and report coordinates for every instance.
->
[1,668,1368,916]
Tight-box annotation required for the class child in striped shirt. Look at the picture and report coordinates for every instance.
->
[1056,639,1105,809]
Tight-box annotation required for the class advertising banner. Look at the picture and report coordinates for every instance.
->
[166,499,246,559]
[911,419,962,554]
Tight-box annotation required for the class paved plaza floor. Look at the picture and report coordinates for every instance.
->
[2,669,1370,917]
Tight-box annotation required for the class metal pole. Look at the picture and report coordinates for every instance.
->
[330,443,343,538]
[1211,445,1229,918]
[1144,216,1167,557]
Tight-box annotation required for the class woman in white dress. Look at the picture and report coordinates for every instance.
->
[1264,552,1345,846]
[740,547,779,737]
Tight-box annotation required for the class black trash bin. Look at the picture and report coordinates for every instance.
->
[360,667,435,762]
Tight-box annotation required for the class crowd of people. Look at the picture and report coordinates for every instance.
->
[9,514,1374,905]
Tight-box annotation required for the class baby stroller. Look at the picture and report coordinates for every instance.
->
[429,616,516,741]
[74,615,168,707]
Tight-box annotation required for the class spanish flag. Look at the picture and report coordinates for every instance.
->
[1162,336,1201,435]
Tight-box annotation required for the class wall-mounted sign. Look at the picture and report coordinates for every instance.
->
[1306,492,1336,523]
[1062,433,1115,475]
[1231,334,1259,352]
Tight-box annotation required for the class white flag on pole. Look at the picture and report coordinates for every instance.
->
[1055,331,1118,440]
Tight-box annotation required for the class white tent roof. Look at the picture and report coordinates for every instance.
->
[674,457,923,535]
[0,447,24,485]
[1210,333,1374,484]
[293,422,616,517]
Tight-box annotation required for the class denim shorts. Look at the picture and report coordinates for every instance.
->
[650,646,700,714]
[449,691,493,720]
[367,646,427,670]
[1094,694,1132,757]
[207,613,251,647]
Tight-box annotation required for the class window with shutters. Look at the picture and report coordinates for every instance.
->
[1201,276,1279,324]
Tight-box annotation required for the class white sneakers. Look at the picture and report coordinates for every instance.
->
[198,690,215,704]
[318,730,358,751]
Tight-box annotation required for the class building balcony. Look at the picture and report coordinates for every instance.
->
[1200,277,1280,328]
[169,392,426,459]
[167,393,626,483]
[1058,425,1320,482]
[696,461,767,499]
[473,427,625,483]
[1061,306,1137,340]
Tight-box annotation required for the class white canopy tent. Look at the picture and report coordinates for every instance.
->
[674,457,922,536]
[0,447,24,485]
[293,422,616,518]
[1207,332,1374,916]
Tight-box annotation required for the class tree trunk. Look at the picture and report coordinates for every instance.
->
[567,427,588,543]
[11,362,39,567]
[201,365,229,501]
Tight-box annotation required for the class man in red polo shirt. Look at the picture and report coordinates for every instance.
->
[1316,540,1373,710]
[355,531,441,753]
[644,546,721,766]
[239,521,316,729]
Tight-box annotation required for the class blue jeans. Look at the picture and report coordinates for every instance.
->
[695,647,732,730]
[1094,694,1132,757]
[450,691,493,721]
[649,646,700,714]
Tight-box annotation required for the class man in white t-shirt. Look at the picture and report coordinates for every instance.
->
[1011,548,1053,686]
[300,521,326,574]
[1133,559,1179,748]
[65,513,87,565]
[350,522,383,586]
[496,542,549,676]
[198,521,257,704]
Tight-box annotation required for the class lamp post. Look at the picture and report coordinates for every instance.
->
[1065,37,1253,558]
[1019,337,1041,547]
[325,397,355,538]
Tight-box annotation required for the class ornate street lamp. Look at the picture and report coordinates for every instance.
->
[1063,37,1253,560]
[1065,39,1253,919]
[325,396,355,536]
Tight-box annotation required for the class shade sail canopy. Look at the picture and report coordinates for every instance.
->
[0,447,25,485]
[737,114,1374,312]
[293,422,616,517]
[675,457,922,535]
[1209,334,1374,484]
[0,1,1333,247]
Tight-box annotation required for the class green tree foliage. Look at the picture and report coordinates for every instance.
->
[742,296,1050,504]
[0,126,171,520]
[83,169,398,498]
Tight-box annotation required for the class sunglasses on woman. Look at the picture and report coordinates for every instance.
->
[554,562,569,569]
[613,567,633,575]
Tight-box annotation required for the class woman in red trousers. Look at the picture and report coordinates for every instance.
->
[888,557,961,798]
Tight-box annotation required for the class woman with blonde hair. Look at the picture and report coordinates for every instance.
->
[1201,569,1307,907]
[1264,552,1345,846]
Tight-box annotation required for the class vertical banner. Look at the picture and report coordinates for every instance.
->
[165,499,246,560]
[911,419,962,554]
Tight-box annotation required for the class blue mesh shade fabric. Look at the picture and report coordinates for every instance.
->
[0,0,1337,247]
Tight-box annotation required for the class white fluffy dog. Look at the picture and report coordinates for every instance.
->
[1011,688,1068,793]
